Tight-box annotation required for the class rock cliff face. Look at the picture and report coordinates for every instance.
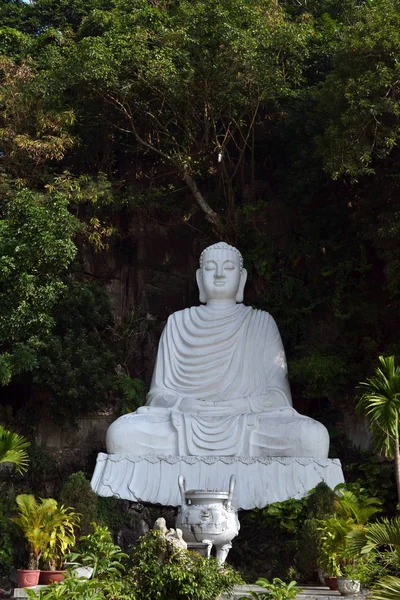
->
[82,211,208,384]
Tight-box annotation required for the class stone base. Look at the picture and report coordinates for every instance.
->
[13,586,47,598]
[91,453,344,509]
[221,584,368,598]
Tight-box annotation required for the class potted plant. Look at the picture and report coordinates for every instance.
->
[318,488,382,591]
[337,560,363,596]
[39,503,80,584]
[317,515,347,590]
[11,494,80,587]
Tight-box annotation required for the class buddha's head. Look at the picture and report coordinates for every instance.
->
[196,242,247,304]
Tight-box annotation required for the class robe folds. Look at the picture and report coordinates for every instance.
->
[106,304,330,458]
[146,304,292,413]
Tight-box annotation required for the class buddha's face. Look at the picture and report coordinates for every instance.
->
[197,248,247,303]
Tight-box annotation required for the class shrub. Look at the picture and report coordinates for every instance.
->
[26,523,129,600]
[128,530,243,600]
[296,482,337,580]
[238,577,301,600]
[60,472,98,536]
[0,492,17,578]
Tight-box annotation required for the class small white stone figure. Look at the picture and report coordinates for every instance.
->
[152,517,187,563]
[106,242,329,458]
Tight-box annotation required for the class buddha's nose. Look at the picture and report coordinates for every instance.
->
[215,264,225,278]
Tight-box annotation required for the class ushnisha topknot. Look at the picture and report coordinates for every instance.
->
[200,242,243,272]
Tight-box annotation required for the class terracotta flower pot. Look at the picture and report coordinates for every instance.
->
[324,576,339,591]
[17,569,41,588]
[39,570,66,584]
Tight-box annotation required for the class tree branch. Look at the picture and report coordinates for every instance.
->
[106,92,223,233]
[183,171,222,232]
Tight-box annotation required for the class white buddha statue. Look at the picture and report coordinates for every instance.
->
[106,242,330,459]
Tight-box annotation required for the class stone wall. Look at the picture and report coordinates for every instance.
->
[34,414,113,471]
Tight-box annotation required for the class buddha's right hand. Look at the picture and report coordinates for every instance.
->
[145,392,182,409]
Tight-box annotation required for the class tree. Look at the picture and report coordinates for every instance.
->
[357,356,400,505]
[0,425,29,473]
[40,0,313,236]
[0,189,78,385]
[314,0,400,179]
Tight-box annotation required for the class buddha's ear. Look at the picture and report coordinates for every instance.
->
[236,268,247,303]
[196,269,207,303]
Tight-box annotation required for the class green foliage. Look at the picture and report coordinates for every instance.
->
[296,483,337,579]
[340,553,381,586]
[345,453,397,515]
[26,574,130,600]
[233,484,336,581]
[370,576,400,600]
[2,0,400,519]
[306,482,336,519]
[0,491,17,578]
[128,529,242,600]
[296,518,321,581]
[0,26,29,57]
[252,497,308,533]
[69,523,127,579]
[238,577,301,600]
[12,494,80,570]
[318,488,382,576]
[315,0,400,179]
[119,376,147,414]
[357,355,400,459]
[290,353,348,399]
[96,496,131,533]
[0,189,78,385]
[251,482,335,536]
[33,281,118,424]
[348,516,400,564]
[346,516,400,597]
[0,425,29,473]
[27,523,129,600]
[60,472,98,536]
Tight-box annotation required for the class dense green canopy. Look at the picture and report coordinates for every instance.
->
[0,0,399,432]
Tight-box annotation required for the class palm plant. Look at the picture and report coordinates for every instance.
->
[348,516,400,562]
[357,355,400,504]
[335,489,382,524]
[0,425,29,473]
[371,577,400,600]
[12,494,80,570]
[318,489,381,576]
[348,517,400,600]
[42,504,80,570]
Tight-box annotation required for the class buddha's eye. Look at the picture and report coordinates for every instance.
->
[204,261,216,271]
[223,262,236,270]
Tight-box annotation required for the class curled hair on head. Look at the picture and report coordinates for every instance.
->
[200,242,243,272]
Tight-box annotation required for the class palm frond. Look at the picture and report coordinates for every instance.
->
[370,576,400,600]
[357,356,400,457]
[0,425,30,473]
[347,518,400,563]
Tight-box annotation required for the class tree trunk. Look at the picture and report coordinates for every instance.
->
[394,436,400,508]
[28,551,38,570]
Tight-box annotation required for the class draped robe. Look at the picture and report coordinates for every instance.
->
[106,304,329,458]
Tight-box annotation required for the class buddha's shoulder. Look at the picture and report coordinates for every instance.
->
[166,307,193,323]
[167,305,273,321]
